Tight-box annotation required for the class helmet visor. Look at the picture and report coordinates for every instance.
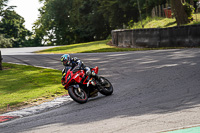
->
[63,60,70,66]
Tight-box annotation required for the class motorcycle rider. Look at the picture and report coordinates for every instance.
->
[61,54,101,86]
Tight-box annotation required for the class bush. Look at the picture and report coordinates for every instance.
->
[183,2,195,20]
[0,34,13,48]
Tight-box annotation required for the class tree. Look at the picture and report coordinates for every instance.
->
[0,0,12,48]
[0,0,33,47]
[190,0,194,5]
[0,34,12,47]
[34,0,74,45]
[171,0,189,25]
[34,0,113,45]
[73,0,111,42]
[98,0,139,29]
[35,0,175,45]
[0,0,8,15]
[0,9,31,47]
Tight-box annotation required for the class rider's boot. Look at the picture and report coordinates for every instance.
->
[89,77,98,97]
[90,89,98,97]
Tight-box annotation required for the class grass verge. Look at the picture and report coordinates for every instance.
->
[0,63,66,114]
[37,40,188,54]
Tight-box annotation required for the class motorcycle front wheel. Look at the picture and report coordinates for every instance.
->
[68,86,88,104]
[98,77,113,96]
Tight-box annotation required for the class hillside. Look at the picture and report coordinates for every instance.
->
[131,13,200,29]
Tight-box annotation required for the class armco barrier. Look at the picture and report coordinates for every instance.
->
[112,24,200,48]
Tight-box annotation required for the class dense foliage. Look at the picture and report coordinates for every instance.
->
[0,0,197,47]
[34,0,170,45]
[183,2,195,20]
[0,0,33,47]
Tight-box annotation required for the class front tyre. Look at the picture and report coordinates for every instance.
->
[68,86,88,104]
[98,77,113,96]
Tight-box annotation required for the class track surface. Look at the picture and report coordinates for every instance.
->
[0,47,200,133]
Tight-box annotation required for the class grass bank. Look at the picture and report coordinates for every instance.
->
[0,63,66,114]
[38,40,141,54]
[38,40,187,54]
[131,13,200,29]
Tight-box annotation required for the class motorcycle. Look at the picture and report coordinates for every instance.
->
[61,66,113,104]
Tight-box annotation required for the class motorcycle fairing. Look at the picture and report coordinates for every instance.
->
[64,66,99,89]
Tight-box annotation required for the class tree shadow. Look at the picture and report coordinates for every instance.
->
[164,21,177,27]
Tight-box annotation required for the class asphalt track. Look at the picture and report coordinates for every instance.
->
[0,47,200,133]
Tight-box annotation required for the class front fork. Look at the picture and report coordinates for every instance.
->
[87,78,96,87]
[88,77,104,92]
[72,84,81,93]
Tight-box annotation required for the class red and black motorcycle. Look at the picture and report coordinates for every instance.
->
[61,66,113,104]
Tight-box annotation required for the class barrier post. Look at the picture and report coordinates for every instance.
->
[0,50,2,70]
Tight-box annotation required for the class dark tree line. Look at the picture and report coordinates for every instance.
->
[34,0,141,45]
[33,0,169,45]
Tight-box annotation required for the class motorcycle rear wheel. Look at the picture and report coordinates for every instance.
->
[68,86,88,104]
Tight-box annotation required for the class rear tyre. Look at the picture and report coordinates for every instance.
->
[98,77,113,96]
[68,86,88,104]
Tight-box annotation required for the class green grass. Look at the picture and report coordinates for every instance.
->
[144,18,177,28]
[0,63,66,113]
[38,40,146,54]
[38,40,113,54]
[131,17,177,29]
[131,13,200,29]
[130,16,177,29]
[188,13,200,25]
[38,40,189,54]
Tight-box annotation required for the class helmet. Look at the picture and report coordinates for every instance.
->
[61,54,71,66]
